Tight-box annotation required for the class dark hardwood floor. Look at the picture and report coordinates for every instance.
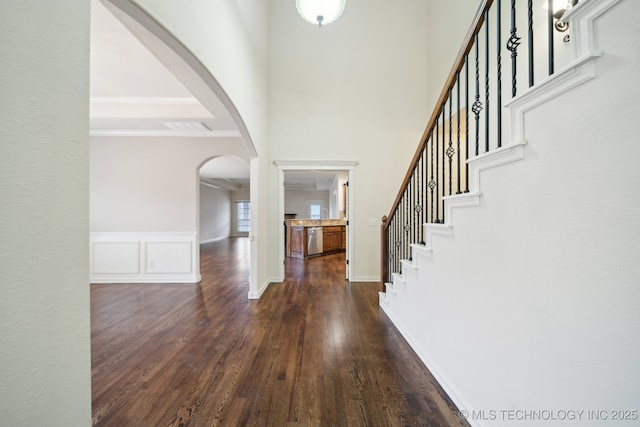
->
[91,237,467,426]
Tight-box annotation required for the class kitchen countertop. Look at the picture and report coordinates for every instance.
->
[285,219,346,227]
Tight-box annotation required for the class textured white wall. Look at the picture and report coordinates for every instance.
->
[393,1,640,424]
[0,1,92,425]
[199,184,231,243]
[269,0,430,281]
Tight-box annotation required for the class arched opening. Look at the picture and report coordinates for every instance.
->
[90,0,258,291]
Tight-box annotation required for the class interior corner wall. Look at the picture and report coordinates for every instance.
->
[199,184,231,243]
[0,1,92,425]
[268,0,431,282]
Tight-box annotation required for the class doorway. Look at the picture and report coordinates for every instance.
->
[274,160,358,282]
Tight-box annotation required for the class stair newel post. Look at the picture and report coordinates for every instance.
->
[381,215,388,288]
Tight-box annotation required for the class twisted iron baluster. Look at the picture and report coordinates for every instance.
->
[507,0,522,97]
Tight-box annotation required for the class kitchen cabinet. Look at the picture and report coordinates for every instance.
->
[323,226,344,253]
[289,226,307,259]
[285,220,346,259]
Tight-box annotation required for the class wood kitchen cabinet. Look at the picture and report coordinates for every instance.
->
[323,226,344,253]
[289,226,307,259]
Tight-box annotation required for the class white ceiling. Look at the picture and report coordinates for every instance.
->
[90,0,341,188]
[90,0,249,183]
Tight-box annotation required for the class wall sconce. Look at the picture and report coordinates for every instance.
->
[296,0,346,28]
[551,0,579,32]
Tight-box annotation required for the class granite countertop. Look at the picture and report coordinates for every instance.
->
[286,219,346,227]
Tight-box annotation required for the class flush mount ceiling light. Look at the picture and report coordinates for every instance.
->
[296,0,346,27]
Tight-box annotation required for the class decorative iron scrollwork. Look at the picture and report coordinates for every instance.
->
[414,204,422,213]
[472,99,483,116]
[428,179,437,190]
[446,146,455,159]
[507,31,522,56]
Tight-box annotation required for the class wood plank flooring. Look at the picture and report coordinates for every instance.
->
[91,238,467,426]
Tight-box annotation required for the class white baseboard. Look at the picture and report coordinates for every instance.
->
[248,277,277,299]
[90,232,200,284]
[379,302,481,427]
[349,276,380,283]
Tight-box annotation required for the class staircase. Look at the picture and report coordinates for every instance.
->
[378,0,639,425]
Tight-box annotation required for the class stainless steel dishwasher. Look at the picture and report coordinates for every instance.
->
[307,227,323,256]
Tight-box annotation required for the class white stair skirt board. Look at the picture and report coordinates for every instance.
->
[90,232,201,283]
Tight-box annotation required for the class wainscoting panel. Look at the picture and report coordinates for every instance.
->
[90,232,200,284]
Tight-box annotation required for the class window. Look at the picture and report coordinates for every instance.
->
[309,203,321,219]
[237,202,250,232]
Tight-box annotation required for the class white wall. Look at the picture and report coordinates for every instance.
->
[91,137,247,231]
[129,0,271,294]
[90,136,248,282]
[426,0,480,113]
[385,1,640,424]
[269,0,431,281]
[0,1,92,425]
[284,190,330,219]
[199,183,231,243]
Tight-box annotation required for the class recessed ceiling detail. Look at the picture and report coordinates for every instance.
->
[163,121,211,132]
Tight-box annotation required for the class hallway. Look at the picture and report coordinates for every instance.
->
[91,238,466,426]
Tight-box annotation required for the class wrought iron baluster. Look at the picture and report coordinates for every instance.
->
[447,91,454,196]
[496,0,503,148]
[441,107,446,222]
[456,74,462,195]
[548,0,554,75]
[428,130,435,224]
[420,150,427,243]
[465,58,470,193]
[435,116,440,223]
[528,0,534,87]
[485,9,490,153]
[507,0,522,97]
[473,35,482,156]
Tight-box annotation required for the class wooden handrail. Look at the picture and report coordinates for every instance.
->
[382,0,493,233]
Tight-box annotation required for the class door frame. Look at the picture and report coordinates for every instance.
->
[274,160,358,281]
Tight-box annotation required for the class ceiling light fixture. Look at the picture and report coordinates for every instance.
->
[295,0,346,28]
